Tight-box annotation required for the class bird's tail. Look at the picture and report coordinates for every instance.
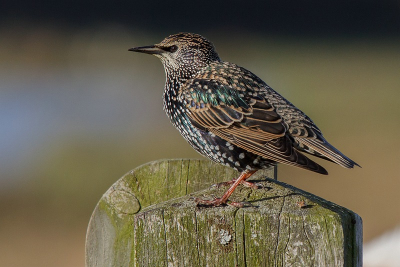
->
[294,137,360,169]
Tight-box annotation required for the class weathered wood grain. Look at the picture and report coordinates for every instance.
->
[86,159,362,266]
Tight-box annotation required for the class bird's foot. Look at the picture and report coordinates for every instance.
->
[195,197,226,207]
[195,197,252,208]
[196,170,258,208]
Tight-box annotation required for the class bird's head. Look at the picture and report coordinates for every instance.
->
[129,33,221,78]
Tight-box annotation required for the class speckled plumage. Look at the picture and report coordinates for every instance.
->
[130,33,359,206]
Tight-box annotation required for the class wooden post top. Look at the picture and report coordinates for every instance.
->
[86,159,362,266]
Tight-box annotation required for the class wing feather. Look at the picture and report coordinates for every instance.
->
[178,62,357,173]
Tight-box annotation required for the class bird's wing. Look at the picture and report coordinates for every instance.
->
[178,64,328,174]
[269,91,360,168]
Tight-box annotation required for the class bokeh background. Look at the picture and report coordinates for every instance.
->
[1,1,399,266]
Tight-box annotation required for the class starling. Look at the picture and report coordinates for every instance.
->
[129,33,359,207]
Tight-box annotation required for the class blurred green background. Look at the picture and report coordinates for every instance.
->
[1,1,399,266]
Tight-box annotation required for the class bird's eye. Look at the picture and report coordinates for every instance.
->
[168,45,178,53]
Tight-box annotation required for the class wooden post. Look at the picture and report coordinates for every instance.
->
[86,159,362,266]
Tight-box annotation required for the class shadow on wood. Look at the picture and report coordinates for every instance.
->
[85,159,362,266]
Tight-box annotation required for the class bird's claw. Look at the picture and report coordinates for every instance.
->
[195,197,225,207]
[195,197,253,208]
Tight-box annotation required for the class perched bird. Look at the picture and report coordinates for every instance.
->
[129,33,359,207]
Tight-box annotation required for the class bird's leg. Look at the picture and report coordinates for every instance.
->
[216,179,258,189]
[195,170,257,207]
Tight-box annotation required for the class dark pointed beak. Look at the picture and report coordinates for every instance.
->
[128,45,164,54]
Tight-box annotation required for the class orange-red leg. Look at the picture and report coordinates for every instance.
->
[195,170,257,207]
[216,179,258,189]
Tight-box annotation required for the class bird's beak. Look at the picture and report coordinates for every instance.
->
[128,45,164,54]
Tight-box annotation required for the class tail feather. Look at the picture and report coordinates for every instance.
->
[295,137,360,169]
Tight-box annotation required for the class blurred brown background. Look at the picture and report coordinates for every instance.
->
[1,1,399,266]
